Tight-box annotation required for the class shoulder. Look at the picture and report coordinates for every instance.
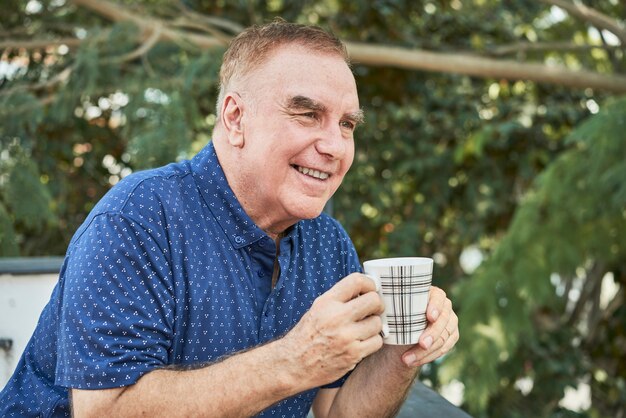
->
[70,161,193,245]
[96,161,192,213]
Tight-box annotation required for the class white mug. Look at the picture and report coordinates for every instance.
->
[364,257,433,345]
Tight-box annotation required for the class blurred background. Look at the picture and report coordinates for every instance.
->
[1,0,625,416]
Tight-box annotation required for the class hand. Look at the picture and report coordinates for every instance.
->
[282,273,385,387]
[401,286,459,368]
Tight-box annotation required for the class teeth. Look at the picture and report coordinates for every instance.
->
[297,166,330,180]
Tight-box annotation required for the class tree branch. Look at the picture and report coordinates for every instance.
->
[585,283,623,345]
[599,29,624,72]
[0,38,82,51]
[4,94,56,116]
[105,24,162,64]
[69,0,228,50]
[345,41,626,93]
[66,0,626,94]
[176,3,244,35]
[539,0,626,46]
[170,18,232,44]
[0,66,73,98]
[486,41,621,56]
[0,27,32,37]
[566,262,605,327]
[586,268,604,334]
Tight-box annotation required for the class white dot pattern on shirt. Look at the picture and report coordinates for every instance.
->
[0,143,362,418]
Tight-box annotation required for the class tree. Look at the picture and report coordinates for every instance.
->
[1,0,625,416]
[444,97,626,417]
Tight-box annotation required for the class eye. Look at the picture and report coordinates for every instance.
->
[300,112,318,119]
[340,120,356,131]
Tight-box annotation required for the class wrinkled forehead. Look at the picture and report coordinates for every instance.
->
[253,44,359,107]
[240,43,355,89]
[244,40,350,78]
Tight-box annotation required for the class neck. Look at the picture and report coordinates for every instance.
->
[213,134,297,238]
[264,229,282,242]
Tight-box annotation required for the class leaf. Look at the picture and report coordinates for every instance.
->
[0,202,19,256]
[1,148,54,230]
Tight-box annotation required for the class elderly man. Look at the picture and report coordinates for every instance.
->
[0,20,458,417]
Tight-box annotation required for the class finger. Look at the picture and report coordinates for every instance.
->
[426,286,447,322]
[358,333,384,358]
[345,290,385,321]
[402,324,459,368]
[415,309,458,361]
[431,308,457,349]
[414,328,459,366]
[350,314,383,340]
[401,303,458,367]
[327,273,377,302]
[418,297,452,350]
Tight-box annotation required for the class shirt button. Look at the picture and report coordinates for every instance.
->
[234,236,244,244]
[257,269,265,278]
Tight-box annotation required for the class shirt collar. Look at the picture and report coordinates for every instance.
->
[190,141,269,249]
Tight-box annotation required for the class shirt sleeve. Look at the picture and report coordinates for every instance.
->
[55,212,175,389]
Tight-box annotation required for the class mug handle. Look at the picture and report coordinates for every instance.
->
[365,273,390,339]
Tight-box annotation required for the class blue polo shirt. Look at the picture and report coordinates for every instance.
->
[0,142,362,417]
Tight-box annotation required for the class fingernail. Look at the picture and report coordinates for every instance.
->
[431,309,439,320]
[423,336,433,349]
[404,353,417,366]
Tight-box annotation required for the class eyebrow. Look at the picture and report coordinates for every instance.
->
[285,95,365,126]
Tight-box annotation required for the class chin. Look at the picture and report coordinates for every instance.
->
[292,208,324,221]
[287,200,327,221]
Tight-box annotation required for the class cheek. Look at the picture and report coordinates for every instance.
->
[340,143,355,175]
[332,156,353,190]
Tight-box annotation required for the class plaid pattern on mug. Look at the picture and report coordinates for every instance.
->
[380,266,432,345]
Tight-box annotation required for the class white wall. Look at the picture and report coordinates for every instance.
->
[0,273,58,386]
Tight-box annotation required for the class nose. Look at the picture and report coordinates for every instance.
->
[315,122,348,160]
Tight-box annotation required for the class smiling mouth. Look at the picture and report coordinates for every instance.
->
[292,164,331,180]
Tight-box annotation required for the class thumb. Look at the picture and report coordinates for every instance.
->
[326,273,377,302]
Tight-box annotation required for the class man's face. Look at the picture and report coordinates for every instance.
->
[232,44,361,231]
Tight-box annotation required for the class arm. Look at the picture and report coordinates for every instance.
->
[72,273,386,417]
[312,286,459,418]
[72,339,304,417]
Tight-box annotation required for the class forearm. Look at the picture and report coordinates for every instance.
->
[73,339,307,417]
[74,273,392,417]
[325,346,420,418]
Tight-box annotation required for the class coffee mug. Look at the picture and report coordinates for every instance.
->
[364,257,433,345]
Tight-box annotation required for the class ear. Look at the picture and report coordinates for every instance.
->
[220,93,246,148]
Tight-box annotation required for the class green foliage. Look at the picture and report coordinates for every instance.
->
[447,98,626,416]
[1,10,223,254]
[2,146,54,229]
[1,0,625,416]
[0,144,54,253]
[0,202,19,256]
